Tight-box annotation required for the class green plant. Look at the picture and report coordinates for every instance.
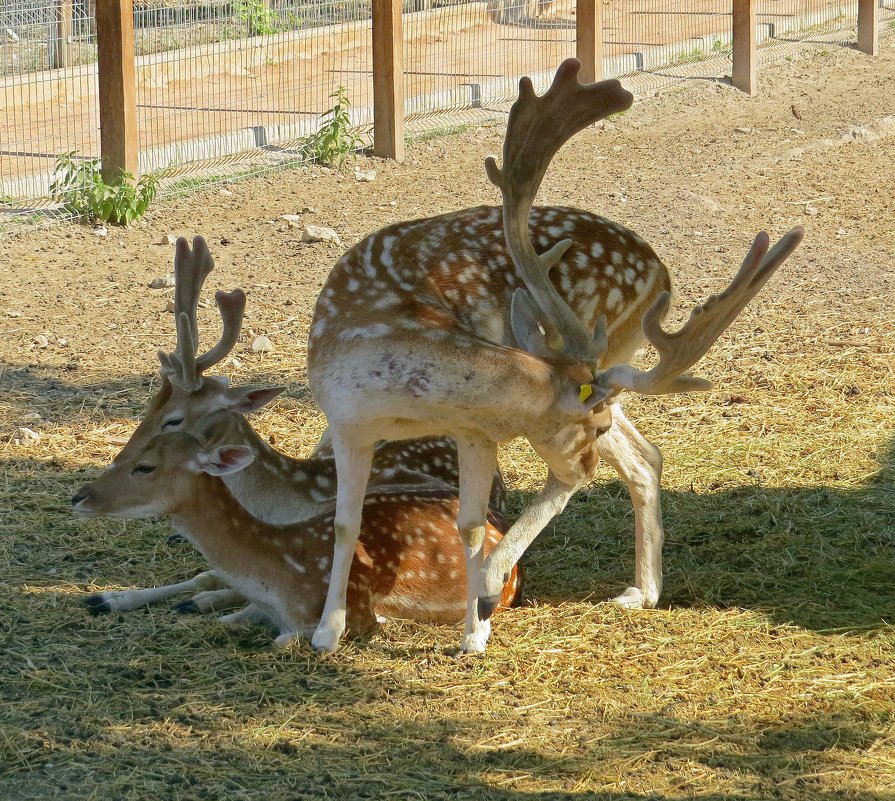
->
[299,86,364,168]
[235,0,280,36]
[49,152,160,226]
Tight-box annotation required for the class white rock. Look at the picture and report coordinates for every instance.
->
[280,214,303,226]
[252,335,273,353]
[301,225,342,246]
[21,412,42,422]
[93,225,108,237]
[149,274,175,289]
[220,188,234,197]
[13,427,40,446]
[354,169,377,182]
[6,310,22,318]
[33,334,49,348]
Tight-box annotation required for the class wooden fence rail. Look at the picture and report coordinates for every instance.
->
[84,0,882,174]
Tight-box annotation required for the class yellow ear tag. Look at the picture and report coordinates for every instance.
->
[579,384,593,403]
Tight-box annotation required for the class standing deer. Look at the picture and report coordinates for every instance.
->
[72,431,521,645]
[306,58,804,652]
[78,236,509,623]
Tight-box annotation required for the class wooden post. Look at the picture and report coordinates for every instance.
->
[857,0,879,56]
[96,0,138,182]
[372,0,404,161]
[732,0,756,95]
[51,0,73,70]
[576,0,603,83]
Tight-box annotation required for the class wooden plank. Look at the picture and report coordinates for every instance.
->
[96,0,138,182]
[51,0,73,70]
[731,0,756,96]
[576,0,603,83]
[857,0,879,56]
[372,0,405,162]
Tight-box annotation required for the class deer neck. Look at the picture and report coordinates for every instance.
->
[167,474,283,571]
[210,415,338,524]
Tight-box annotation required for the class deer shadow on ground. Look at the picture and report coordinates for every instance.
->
[518,434,895,635]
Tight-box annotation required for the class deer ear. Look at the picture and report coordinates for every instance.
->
[195,445,256,476]
[224,386,286,414]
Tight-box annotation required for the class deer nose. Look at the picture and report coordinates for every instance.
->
[71,489,90,507]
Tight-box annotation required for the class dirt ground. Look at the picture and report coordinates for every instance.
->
[1,33,894,801]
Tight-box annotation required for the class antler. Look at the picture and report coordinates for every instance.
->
[485,58,634,365]
[157,236,246,391]
[593,226,805,397]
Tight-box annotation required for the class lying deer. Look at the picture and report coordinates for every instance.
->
[72,430,520,644]
[78,236,510,625]
[305,59,804,652]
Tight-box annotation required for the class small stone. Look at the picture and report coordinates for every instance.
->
[220,188,234,197]
[93,225,108,237]
[159,233,177,246]
[354,169,377,182]
[301,225,342,246]
[230,357,242,368]
[252,335,273,353]
[21,412,42,422]
[6,310,22,317]
[13,427,40,446]
[165,300,176,314]
[33,334,49,348]
[149,275,175,289]
[57,338,68,347]
[280,214,303,227]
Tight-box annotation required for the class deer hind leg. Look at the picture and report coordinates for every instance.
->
[596,403,664,609]
[311,430,374,653]
[478,469,582,620]
[455,432,500,653]
[83,569,226,614]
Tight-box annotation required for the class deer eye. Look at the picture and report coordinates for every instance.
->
[162,417,184,430]
[132,464,156,475]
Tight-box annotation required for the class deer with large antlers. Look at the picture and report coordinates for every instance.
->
[306,58,803,653]
[77,236,512,627]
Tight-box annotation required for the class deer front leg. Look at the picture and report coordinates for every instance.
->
[83,569,226,614]
[455,433,499,653]
[478,470,582,619]
[596,403,664,609]
[311,431,374,653]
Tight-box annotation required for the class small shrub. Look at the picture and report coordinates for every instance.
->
[299,86,364,168]
[49,153,160,226]
[235,0,280,36]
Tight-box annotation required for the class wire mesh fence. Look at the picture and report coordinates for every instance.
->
[0,0,891,230]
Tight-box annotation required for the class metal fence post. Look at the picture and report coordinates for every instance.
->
[732,0,756,95]
[372,0,405,161]
[857,0,879,56]
[96,0,138,182]
[51,0,73,70]
[576,0,603,83]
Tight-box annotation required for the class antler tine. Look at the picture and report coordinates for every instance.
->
[595,227,804,397]
[485,58,634,365]
[174,235,215,350]
[195,288,247,374]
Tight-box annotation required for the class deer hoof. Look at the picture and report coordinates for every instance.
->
[477,594,500,621]
[311,625,342,653]
[461,623,491,654]
[83,594,111,615]
[611,586,658,609]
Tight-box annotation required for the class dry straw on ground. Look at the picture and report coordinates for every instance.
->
[2,35,895,801]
